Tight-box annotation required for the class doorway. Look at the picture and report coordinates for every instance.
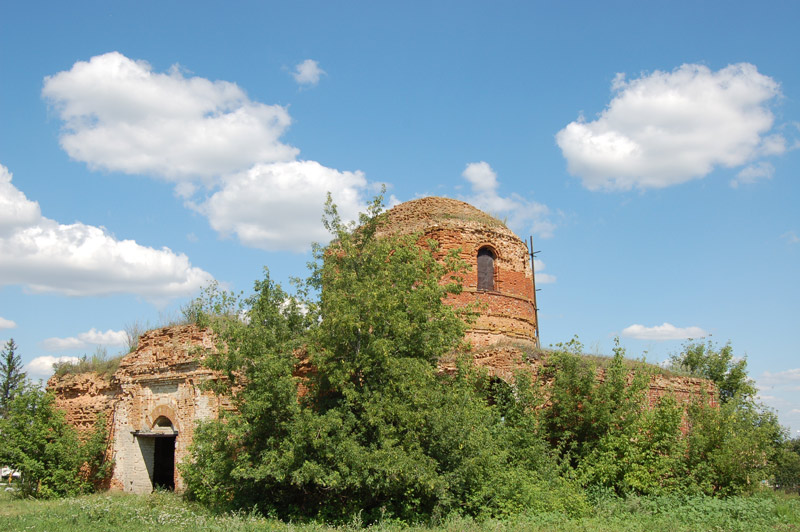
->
[152,436,176,490]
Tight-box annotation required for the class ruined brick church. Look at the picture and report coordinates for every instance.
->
[48,197,713,494]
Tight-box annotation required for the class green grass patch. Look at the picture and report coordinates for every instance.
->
[1,490,798,531]
[52,350,124,378]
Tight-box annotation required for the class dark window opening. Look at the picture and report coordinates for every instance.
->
[477,247,496,291]
[152,436,175,491]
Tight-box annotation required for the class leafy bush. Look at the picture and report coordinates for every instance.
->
[538,338,650,468]
[685,395,784,495]
[669,341,755,402]
[774,437,800,492]
[577,395,689,496]
[0,385,112,497]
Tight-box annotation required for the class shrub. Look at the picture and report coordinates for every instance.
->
[0,385,112,497]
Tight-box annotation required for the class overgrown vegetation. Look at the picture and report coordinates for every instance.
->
[177,195,797,525]
[436,210,508,229]
[2,490,799,531]
[0,384,112,498]
[776,437,800,493]
[52,346,124,378]
[668,340,756,402]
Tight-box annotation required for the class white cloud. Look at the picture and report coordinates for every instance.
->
[556,63,784,190]
[759,367,800,386]
[292,59,325,87]
[782,231,800,244]
[43,52,298,182]
[731,161,774,188]
[41,328,127,352]
[0,164,213,300]
[43,52,386,253]
[621,322,708,341]
[0,317,17,329]
[0,166,41,236]
[25,355,81,380]
[196,160,371,252]
[757,367,800,434]
[533,258,556,284]
[461,162,557,238]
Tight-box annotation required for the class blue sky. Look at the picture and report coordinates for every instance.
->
[1,1,798,434]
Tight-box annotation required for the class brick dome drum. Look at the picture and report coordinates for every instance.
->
[378,197,539,349]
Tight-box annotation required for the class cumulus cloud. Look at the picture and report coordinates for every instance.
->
[0,317,16,329]
[731,161,774,188]
[41,328,127,352]
[0,166,41,235]
[556,63,784,190]
[25,355,80,380]
[292,59,325,87]
[0,164,213,300]
[43,52,298,182]
[621,322,708,340]
[461,162,557,238]
[44,53,383,253]
[196,161,371,252]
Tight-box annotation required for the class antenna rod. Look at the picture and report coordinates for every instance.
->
[529,235,540,349]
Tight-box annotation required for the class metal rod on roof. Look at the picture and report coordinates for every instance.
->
[529,235,540,349]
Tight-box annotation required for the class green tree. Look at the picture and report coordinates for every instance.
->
[0,338,26,417]
[182,195,573,522]
[577,395,689,496]
[774,437,800,493]
[539,338,649,467]
[670,341,755,403]
[685,395,783,495]
[0,386,112,498]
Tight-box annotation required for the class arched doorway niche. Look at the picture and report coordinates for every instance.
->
[134,406,179,491]
[477,245,499,291]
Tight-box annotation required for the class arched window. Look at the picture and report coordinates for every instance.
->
[153,416,175,432]
[477,247,495,291]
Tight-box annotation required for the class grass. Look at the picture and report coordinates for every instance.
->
[1,489,798,531]
[577,352,685,377]
[437,211,508,229]
[468,340,684,378]
[52,348,124,378]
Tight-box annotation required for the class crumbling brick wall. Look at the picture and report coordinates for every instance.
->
[48,372,118,436]
[49,325,229,494]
